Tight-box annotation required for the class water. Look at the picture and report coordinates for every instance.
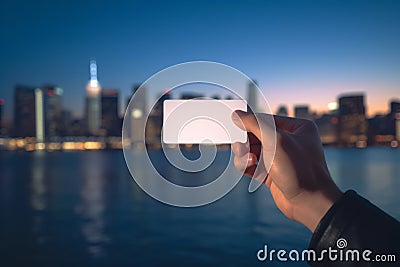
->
[0,148,399,266]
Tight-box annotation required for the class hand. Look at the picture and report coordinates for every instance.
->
[231,110,342,232]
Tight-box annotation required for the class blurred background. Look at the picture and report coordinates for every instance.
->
[0,0,399,266]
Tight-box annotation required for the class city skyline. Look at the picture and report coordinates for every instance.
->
[2,74,399,122]
[1,60,399,120]
[1,57,399,124]
[0,0,399,119]
[2,69,400,151]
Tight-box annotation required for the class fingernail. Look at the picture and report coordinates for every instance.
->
[232,110,246,121]
[232,111,241,122]
[247,154,256,165]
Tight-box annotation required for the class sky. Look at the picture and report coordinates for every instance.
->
[0,0,399,120]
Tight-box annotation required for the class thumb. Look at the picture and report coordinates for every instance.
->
[231,110,275,145]
[231,110,276,193]
[231,110,262,140]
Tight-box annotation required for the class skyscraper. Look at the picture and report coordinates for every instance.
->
[35,88,44,142]
[127,84,147,145]
[42,86,64,139]
[101,89,121,136]
[396,114,400,142]
[338,94,367,147]
[390,100,400,141]
[146,90,170,148]
[0,98,4,136]
[14,85,63,140]
[390,101,400,116]
[315,114,338,145]
[294,105,310,120]
[86,60,101,136]
[276,105,288,117]
[14,85,36,137]
[247,80,259,113]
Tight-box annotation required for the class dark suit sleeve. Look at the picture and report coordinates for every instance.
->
[308,190,400,266]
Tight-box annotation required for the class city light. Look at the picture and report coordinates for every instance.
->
[0,60,399,151]
[132,109,143,119]
[35,88,44,143]
[328,102,338,111]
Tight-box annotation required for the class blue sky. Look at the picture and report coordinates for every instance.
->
[1,0,399,119]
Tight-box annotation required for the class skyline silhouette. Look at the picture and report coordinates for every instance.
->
[1,77,398,123]
[1,70,399,151]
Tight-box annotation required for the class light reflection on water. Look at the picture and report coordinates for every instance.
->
[31,152,46,211]
[31,152,47,248]
[325,147,400,218]
[76,152,109,257]
[0,148,398,266]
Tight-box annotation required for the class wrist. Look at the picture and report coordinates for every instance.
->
[292,187,342,232]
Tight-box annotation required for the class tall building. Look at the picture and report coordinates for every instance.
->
[34,88,44,142]
[390,101,400,116]
[127,84,147,145]
[62,110,73,135]
[85,60,101,136]
[315,114,338,145]
[367,100,400,145]
[396,114,400,142]
[146,90,171,147]
[294,105,310,120]
[276,105,288,117]
[14,85,63,140]
[0,98,3,135]
[126,84,140,111]
[391,101,400,141]
[14,85,36,137]
[101,89,121,136]
[338,94,367,147]
[247,80,259,113]
[42,86,64,139]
